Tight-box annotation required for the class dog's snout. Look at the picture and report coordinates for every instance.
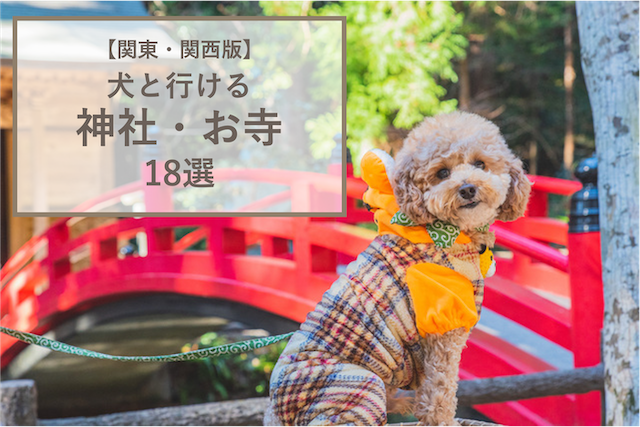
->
[459,184,477,200]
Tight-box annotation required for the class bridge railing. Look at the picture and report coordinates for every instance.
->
[72,163,344,214]
[486,176,579,353]
[483,175,603,426]
[0,164,603,426]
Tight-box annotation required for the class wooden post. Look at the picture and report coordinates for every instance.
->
[576,2,639,425]
[0,379,38,426]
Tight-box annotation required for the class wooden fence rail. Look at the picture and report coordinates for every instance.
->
[1,366,604,426]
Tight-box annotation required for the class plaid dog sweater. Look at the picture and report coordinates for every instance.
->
[267,233,485,426]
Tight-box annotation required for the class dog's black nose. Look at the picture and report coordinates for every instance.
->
[459,184,477,200]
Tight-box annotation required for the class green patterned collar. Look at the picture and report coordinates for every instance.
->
[390,211,489,248]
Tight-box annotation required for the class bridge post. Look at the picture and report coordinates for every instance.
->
[0,379,38,426]
[567,155,603,425]
[46,221,70,279]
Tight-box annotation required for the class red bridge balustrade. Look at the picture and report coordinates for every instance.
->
[0,164,603,426]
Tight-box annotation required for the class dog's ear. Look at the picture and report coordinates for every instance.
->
[497,158,532,222]
[392,155,437,225]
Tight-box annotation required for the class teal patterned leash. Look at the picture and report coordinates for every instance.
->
[0,326,293,362]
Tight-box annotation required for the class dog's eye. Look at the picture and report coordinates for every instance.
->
[474,160,485,170]
[437,168,450,179]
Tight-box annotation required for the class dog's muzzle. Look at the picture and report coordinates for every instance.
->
[459,184,479,208]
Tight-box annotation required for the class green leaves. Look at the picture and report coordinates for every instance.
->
[306,111,342,159]
[459,2,594,175]
[261,1,467,157]
[327,2,466,153]
[174,331,289,404]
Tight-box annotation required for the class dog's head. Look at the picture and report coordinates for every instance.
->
[392,112,531,232]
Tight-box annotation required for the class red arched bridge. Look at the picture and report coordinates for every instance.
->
[1,166,603,426]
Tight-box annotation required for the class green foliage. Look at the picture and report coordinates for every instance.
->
[149,1,263,17]
[173,227,206,250]
[356,221,378,232]
[173,332,287,404]
[261,1,468,158]
[455,2,594,176]
[147,0,595,179]
[548,193,571,221]
[305,111,341,159]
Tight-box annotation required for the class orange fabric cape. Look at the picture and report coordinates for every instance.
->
[361,150,479,336]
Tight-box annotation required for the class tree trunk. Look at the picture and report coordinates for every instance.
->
[459,56,471,111]
[576,2,639,426]
[528,140,538,175]
[563,5,575,172]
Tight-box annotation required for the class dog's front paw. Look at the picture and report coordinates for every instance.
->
[414,399,459,426]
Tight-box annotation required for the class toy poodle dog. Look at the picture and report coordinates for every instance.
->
[265,111,531,426]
